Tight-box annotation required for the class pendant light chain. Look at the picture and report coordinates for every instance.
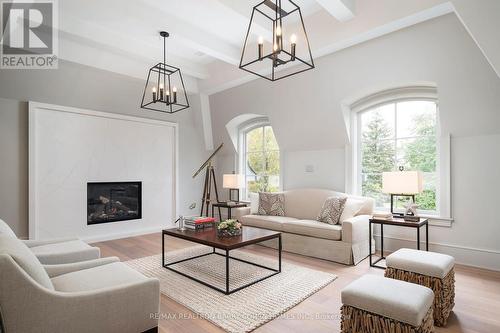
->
[163,34,167,100]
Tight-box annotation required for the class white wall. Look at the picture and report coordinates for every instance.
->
[209,14,500,270]
[0,60,208,239]
[283,149,345,191]
[30,105,177,242]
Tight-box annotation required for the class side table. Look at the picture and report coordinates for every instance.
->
[211,202,248,222]
[369,217,429,269]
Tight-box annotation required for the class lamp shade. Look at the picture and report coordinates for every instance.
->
[382,171,423,194]
[223,174,243,189]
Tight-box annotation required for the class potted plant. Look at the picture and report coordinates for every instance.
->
[217,219,242,237]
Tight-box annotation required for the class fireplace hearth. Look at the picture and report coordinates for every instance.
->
[87,182,142,225]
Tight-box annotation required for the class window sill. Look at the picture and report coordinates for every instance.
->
[419,214,454,227]
[374,207,453,227]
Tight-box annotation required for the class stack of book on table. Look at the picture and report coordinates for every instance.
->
[184,216,216,230]
[372,211,393,220]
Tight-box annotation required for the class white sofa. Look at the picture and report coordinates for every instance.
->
[0,235,159,333]
[234,189,375,265]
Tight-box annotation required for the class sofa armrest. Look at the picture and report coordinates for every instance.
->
[234,207,251,220]
[22,238,79,248]
[341,215,370,243]
[44,257,120,278]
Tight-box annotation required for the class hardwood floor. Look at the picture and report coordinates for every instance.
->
[93,233,500,333]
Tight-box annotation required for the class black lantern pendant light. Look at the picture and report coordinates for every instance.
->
[240,0,314,81]
[141,31,189,113]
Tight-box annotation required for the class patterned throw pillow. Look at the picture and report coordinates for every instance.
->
[258,192,285,216]
[317,196,347,225]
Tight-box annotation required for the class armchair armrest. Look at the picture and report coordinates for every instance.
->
[44,257,120,278]
[341,215,370,243]
[1,255,159,333]
[22,238,79,248]
[234,207,251,220]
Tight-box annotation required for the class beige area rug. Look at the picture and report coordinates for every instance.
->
[126,246,337,333]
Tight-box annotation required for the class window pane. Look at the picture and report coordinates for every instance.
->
[246,152,264,175]
[243,125,280,198]
[361,173,390,208]
[247,175,280,193]
[265,151,280,175]
[397,137,437,172]
[246,127,263,152]
[361,103,395,140]
[396,101,436,138]
[362,140,395,174]
[264,126,279,151]
[263,175,280,192]
[415,173,437,211]
[246,175,260,194]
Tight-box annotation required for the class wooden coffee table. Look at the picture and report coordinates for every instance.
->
[162,226,282,295]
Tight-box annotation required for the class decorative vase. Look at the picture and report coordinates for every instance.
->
[217,227,242,238]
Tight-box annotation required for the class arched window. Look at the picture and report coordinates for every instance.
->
[240,124,280,199]
[358,99,438,213]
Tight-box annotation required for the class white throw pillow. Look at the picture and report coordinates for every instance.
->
[249,192,259,214]
[340,198,366,222]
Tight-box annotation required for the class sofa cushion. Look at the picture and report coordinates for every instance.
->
[0,218,16,238]
[284,188,340,220]
[282,220,342,240]
[30,239,94,255]
[386,248,455,279]
[239,215,297,231]
[340,198,367,222]
[0,235,54,290]
[341,275,434,327]
[249,192,259,214]
[258,192,285,216]
[317,196,347,225]
[51,262,148,292]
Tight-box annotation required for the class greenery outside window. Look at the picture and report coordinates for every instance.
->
[359,100,438,213]
[242,125,280,199]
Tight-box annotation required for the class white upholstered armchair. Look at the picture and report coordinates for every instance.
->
[0,218,100,264]
[0,235,160,333]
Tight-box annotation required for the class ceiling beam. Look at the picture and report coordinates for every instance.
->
[315,0,355,22]
[139,0,241,65]
[57,13,209,79]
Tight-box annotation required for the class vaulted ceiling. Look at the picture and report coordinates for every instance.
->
[49,0,500,94]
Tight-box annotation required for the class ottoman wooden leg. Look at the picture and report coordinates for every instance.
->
[341,305,434,333]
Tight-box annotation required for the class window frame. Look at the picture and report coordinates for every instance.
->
[345,85,452,222]
[237,119,282,201]
[356,99,439,215]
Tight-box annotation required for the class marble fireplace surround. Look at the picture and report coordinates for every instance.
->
[29,102,178,242]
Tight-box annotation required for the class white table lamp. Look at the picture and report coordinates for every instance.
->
[223,174,243,203]
[382,170,423,215]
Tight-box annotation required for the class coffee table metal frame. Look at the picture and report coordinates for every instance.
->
[162,230,282,295]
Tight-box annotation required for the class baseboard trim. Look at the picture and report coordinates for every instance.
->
[85,227,164,243]
[373,234,500,271]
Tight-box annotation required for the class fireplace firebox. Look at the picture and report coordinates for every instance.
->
[87,182,142,225]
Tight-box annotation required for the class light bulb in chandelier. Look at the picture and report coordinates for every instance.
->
[290,34,297,61]
[258,36,264,59]
[159,83,164,100]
